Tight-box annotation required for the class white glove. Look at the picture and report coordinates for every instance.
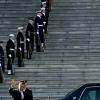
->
[42,1,46,5]
[8,54,12,58]
[10,48,14,51]
[43,29,45,32]
[20,41,24,43]
[27,38,30,42]
[43,22,46,25]
[37,32,39,34]
[19,47,22,51]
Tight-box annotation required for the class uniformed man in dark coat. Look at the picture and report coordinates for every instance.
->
[0,41,5,72]
[41,2,49,34]
[34,11,45,52]
[25,17,34,59]
[6,34,15,75]
[16,27,24,67]
[47,0,52,11]
[9,80,33,100]
[41,0,51,17]
[46,0,52,11]
[41,7,48,34]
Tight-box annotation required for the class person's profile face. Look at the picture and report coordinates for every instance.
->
[29,20,33,24]
[19,83,26,91]
[11,80,18,89]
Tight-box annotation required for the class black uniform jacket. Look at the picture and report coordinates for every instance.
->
[6,39,15,58]
[16,32,24,58]
[26,23,34,51]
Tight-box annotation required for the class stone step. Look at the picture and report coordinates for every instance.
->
[0,7,39,12]
[0,97,64,100]
[1,28,100,33]
[0,12,38,17]
[0,80,84,87]
[0,11,38,16]
[46,39,100,42]
[49,21,100,25]
[0,93,65,100]
[0,93,65,98]
[24,56,100,61]
[2,41,100,48]
[20,60,100,65]
[0,0,40,3]
[54,0,94,2]
[12,65,100,71]
[0,4,39,7]
[17,52,100,57]
[48,29,100,32]
[50,12,100,15]
[12,70,100,76]
[2,45,100,51]
[0,96,61,100]
[0,32,91,37]
[0,8,39,11]
[3,55,100,65]
[26,59,100,64]
[4,57,100,66]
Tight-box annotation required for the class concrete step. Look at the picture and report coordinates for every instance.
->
[0,3,40,7]
[0,0,40,3]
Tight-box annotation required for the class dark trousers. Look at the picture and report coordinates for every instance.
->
[18,57,23,67]
[26,42,33,59]
[7,57,13,75]
[18,53,23,67]
[0,67,3,83]
[17,49,24,67]
[0,58,5,72]
[35,34,41,52]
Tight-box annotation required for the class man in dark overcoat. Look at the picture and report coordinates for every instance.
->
[16,27,24,67]
[41,7,48,34]
[25,17,34,59]
[34,11,45,52]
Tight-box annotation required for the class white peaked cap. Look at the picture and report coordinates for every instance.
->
[18,27,24,30]
[9,34,15,37]
[42,1,46,4]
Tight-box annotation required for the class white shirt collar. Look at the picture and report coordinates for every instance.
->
[37,15,41,18]
[10,39,14,43]
[20,91,24,100]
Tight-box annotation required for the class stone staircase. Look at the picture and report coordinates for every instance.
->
[1,0,100,100]
[0,0,40,35]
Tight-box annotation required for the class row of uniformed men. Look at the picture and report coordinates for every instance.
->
[0,0,52,81]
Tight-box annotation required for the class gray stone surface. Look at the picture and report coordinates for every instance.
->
[1,0,100,100]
